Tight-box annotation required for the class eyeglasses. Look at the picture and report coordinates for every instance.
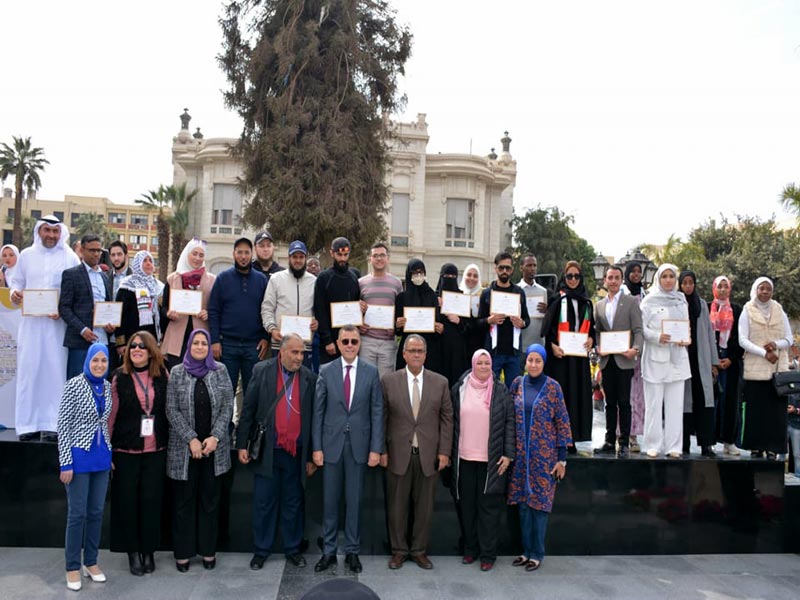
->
[84,248,103,253]
[565,273,581,280]
[496,265,513,272]
[129,342,148,350]
[340,339,360,346]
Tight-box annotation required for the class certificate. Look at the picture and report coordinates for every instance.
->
[22,288,59,316]
[441,291,471,317]
[330,301,363,327]
[599,330,630,355]
[559,331,589,357]
[662,319,690,344]
[489,290,520,317]
[280,315,312,342]
[364,305,395,330]
[469,295,480,317]
[93,301,123,327]
[169,289,203,315]
[404,307,436,333]
[525,293,547,319]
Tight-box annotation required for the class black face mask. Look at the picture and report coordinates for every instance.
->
[290,265,306,279]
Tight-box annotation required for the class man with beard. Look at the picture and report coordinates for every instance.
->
[261,240,318,366]
[313,237,361,366]
[108,240,132,298]
[208,237,269,395]
[251,231,284,280]
[477,251,530,389]
[10,215,80,441]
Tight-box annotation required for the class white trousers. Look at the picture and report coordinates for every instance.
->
[643,380,684,455]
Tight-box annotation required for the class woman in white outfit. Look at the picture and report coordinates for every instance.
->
[640,264,691,458]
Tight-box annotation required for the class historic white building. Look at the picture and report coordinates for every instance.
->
[171,110,516,281]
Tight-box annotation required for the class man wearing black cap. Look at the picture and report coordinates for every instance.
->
[251,230,284,279]
[313,237,361,366]
[207,237,270,395]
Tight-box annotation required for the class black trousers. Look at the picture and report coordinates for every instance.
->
[172,458,222,560]
[684,375,716,450]
[601,360,633,446]
[458,459,503,562]
[110,450,166,554]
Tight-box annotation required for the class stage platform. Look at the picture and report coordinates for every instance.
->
[0,428,794,555]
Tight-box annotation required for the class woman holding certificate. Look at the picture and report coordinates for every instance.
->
[162,239,216,370]
[460,264,485,371]
[640,264,691,458]
[437,263,468,386]
[395,259,442,372]
[739,277,793,459]
[542,261,595,453]
[115,251,166,350]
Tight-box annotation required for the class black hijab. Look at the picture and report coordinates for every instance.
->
[557,261,590,301]
[624,262,643,297]
[404,258,436,307]
[436,263,461,295]
[679,270,702,321]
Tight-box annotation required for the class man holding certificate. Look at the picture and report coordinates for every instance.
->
[358,243,402,377]
[593,265,643,458]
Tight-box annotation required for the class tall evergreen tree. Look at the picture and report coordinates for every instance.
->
[219,0,412,253]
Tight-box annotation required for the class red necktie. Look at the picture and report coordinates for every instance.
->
[344,365,352,411]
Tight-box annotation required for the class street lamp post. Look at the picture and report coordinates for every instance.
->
[590,252,610,287]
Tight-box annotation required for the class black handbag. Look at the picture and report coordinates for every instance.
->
[773,370,800,397]
[245,381,287,462]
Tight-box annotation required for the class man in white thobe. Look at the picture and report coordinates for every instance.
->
[10,216,79,441]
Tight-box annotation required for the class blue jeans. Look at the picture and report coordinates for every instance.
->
[518,504,548,562]
[789,426,800,477]
[492,352,520,390]
[67,348,89,379]
[220,338,261,395]
[252,449,304,557]
[311,332,321,374]
[64,470,110,571]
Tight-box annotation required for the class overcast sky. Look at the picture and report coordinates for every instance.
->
[3,0,799,259]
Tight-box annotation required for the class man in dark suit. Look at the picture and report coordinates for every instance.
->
[236,333,318,569]
[312,326,383,573]
[593,264,644,458]
[59,234,114,378]
[380,334,453,570]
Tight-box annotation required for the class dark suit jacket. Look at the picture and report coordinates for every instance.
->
[235,356,317,484]
[59,263,112,349]
[594,293,644,370]
[381,368,453,478]
[312,358,384,464]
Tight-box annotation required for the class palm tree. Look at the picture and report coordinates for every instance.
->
[780,183,800,219]
[136,185,171,281]
[4,214,37,249]
[73,212,117,247]
[165,183,198,271]
[0,136,49,247]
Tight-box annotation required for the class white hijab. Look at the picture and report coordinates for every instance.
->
[640,263,686,312]
[459,263,482,317]
[176,238,207,274]
[748,276,773,319]
[1,243,20,283]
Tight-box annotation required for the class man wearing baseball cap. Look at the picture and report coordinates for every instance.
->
[261,240,318,365]
[251,230,284,280]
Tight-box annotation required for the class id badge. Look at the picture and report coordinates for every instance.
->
[140,416,155,437]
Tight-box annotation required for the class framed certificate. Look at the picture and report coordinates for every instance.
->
[661,319,690,344]
[169,289,202,315]
[489,290,520,317]
[93,301,123,327]
[280,315,312,342]
[558,331,589,357]
[364,305,395,330]
[440,291,471,317]
[599,330,630,355]
[22,288,59,316]
[404,307,436,333]
[525,293,547,319]
[330,301,363,327]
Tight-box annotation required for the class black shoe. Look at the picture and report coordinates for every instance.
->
[175,560,190,573]
[594,443,616,456]
[701,446,716,458]
[618,446,630,459]
[41,432,58,443]
[314,554,337,572]
[567,445,577,455]
[286,553,306,568]
[202,557,216,570]
[18,432,38,442]
[250,555,267,570]
[141,553,155,573]
[128,552,144,576]
[345,553,362,573]
[751,450,764,459]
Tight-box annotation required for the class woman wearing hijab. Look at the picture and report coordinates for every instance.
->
[449,349,515,571]
[541,261,595,452]
[640,264,691,458]
[739,277,793,459]
[108,331,169,576]
[678,270,720,457]
[57,343,112,590]
[709,276,744,455]
[0,243,19,287]
[395,258,443,372]
[166,329,234,571]
[115,250,166,351]
[623,261,645,452]
[507,344,571,572]
[162,239,216,370]
[436,263,469,386]
[460,263,485,368]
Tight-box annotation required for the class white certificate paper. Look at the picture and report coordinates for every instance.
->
[331,301,363,327]
[364,305,395,330]
[599,330,631,355]
[93,301,123,327]
[559,331,589,357]
[662,319,690,344]
[280,315,312,342]
[441,291,471,317]
[404,307,436,333]
[490,290,521,317]
[169,289,203,315]
[22,288,59,316]
[526,293,547,319]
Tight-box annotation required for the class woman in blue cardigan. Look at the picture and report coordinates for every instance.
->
[57,343,113,591]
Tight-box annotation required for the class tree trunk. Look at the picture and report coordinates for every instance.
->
[157,215,170,282]
[12,175,23,248]
[171,232,185,272]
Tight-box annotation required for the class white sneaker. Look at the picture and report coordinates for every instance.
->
[723,443,740,456]
[66,572,81,591]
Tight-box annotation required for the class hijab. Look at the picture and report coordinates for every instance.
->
[436,263,461,295]
[182,329,217,379]
[119,251,160,297]
[465,349,493,409]
[749,276,773,319]
[403,258,436,307]
[525,343,547,365]
[557,260,590,301]
[1,243,20,285]
[624,261,643,297]
[640,263,687,313]
[176,238,207,289]
[83,343,109,411]
[709,276,734,347]
[459,263,482,317]
[679,270,702,321]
